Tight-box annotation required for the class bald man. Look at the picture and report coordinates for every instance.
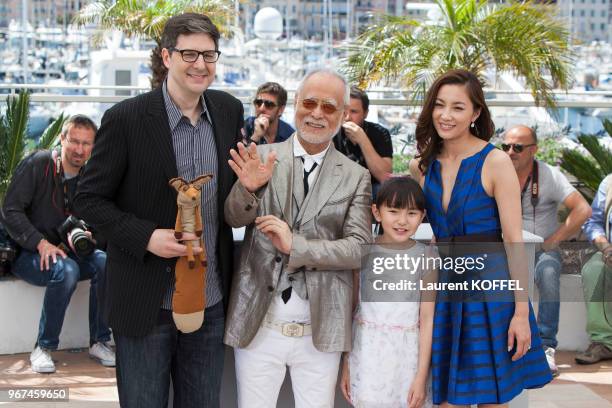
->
[502,125,591,376]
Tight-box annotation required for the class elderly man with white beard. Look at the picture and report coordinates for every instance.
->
[223,69,373,408]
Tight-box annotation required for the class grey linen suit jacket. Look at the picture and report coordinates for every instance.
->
[224,135,372,352]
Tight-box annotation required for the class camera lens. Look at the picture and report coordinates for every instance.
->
[70,229,94,257]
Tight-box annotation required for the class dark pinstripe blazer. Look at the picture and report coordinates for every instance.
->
[74,87,243,337]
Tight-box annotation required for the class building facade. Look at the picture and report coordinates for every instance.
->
[557,0,612,43]
[241,0,405,39]
[1,0,84,28]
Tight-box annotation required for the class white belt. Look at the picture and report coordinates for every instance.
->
[262,318,312,337]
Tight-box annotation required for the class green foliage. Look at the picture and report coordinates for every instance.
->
[393,154,411,175]
[74,0,237,88]
[38,114,67,150]
[0,92,30,200]
[0,92,66,202]
[535,137,563,166]
[73,0,237,42]
[342,0,574,108]
[561,121,612,202]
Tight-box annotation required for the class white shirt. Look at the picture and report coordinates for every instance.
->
[293,137,330,191]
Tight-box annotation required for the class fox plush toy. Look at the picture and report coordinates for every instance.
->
[169,174,213,333]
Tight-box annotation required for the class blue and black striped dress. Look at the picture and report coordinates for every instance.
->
[424,143,552,405]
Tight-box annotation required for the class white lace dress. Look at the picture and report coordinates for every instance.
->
[349,242,433,408]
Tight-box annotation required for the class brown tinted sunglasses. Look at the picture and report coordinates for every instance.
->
[300,98,339,114]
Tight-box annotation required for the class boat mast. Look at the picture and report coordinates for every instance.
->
[21,0,28,84]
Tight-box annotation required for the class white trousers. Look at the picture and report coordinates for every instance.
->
[234,326,341,408]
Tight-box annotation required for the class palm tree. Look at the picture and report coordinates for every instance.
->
[0,92,66,201]
[561,120,612,202]
[73,0,236,88]
[342,0,574,107]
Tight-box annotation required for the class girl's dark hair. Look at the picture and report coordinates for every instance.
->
[415,69,495,174]
[375,177,425,212]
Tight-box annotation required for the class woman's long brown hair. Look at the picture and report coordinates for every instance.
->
[415,69,495,174]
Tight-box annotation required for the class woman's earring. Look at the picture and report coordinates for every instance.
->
[470,121,475,128]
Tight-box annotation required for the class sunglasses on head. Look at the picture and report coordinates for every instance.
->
[501,143,536,153]
[300,98,339,115]
[253,99,278,109]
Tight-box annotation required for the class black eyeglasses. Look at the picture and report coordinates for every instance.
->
[501,143,536,153]
[253,99,278,109]
[169,47,221,63]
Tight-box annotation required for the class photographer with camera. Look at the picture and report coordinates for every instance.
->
[0,115,114,374]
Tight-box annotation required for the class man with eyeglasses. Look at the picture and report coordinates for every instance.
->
[244,82,294,145]
[74,13,243,408]
[333,86,393,197]
[224,69,371,408]
[503,125,591,376]
[1,114,114,374]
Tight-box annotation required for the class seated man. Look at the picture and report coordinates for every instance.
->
[503,125,592,376]
[244,82,294,145]
[333,86,393,195]
[578,174,612,364]
[1,115,114,373]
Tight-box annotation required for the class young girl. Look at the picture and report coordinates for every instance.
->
[341,177,435,408]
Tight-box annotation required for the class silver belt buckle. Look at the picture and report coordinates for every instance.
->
[281,322,304,337]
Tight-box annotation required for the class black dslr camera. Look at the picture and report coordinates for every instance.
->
[57,215,95,258]
[0,223,19,276]
[0,243,17,263]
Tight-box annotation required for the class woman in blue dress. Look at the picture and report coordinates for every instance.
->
[409,69,552,407]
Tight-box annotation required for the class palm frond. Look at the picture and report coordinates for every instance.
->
[602,119,612,143]
[73,0,236,42]
[576,134,612,175]
[341,0,574,109]
[0,91,30,201]
[5,92,30,180]
[0,112,9,200]
[560,149,602,197]
[560,119,612,201]
[478,1,573,106]
[340,15,419,87]
[37,113,67,151]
